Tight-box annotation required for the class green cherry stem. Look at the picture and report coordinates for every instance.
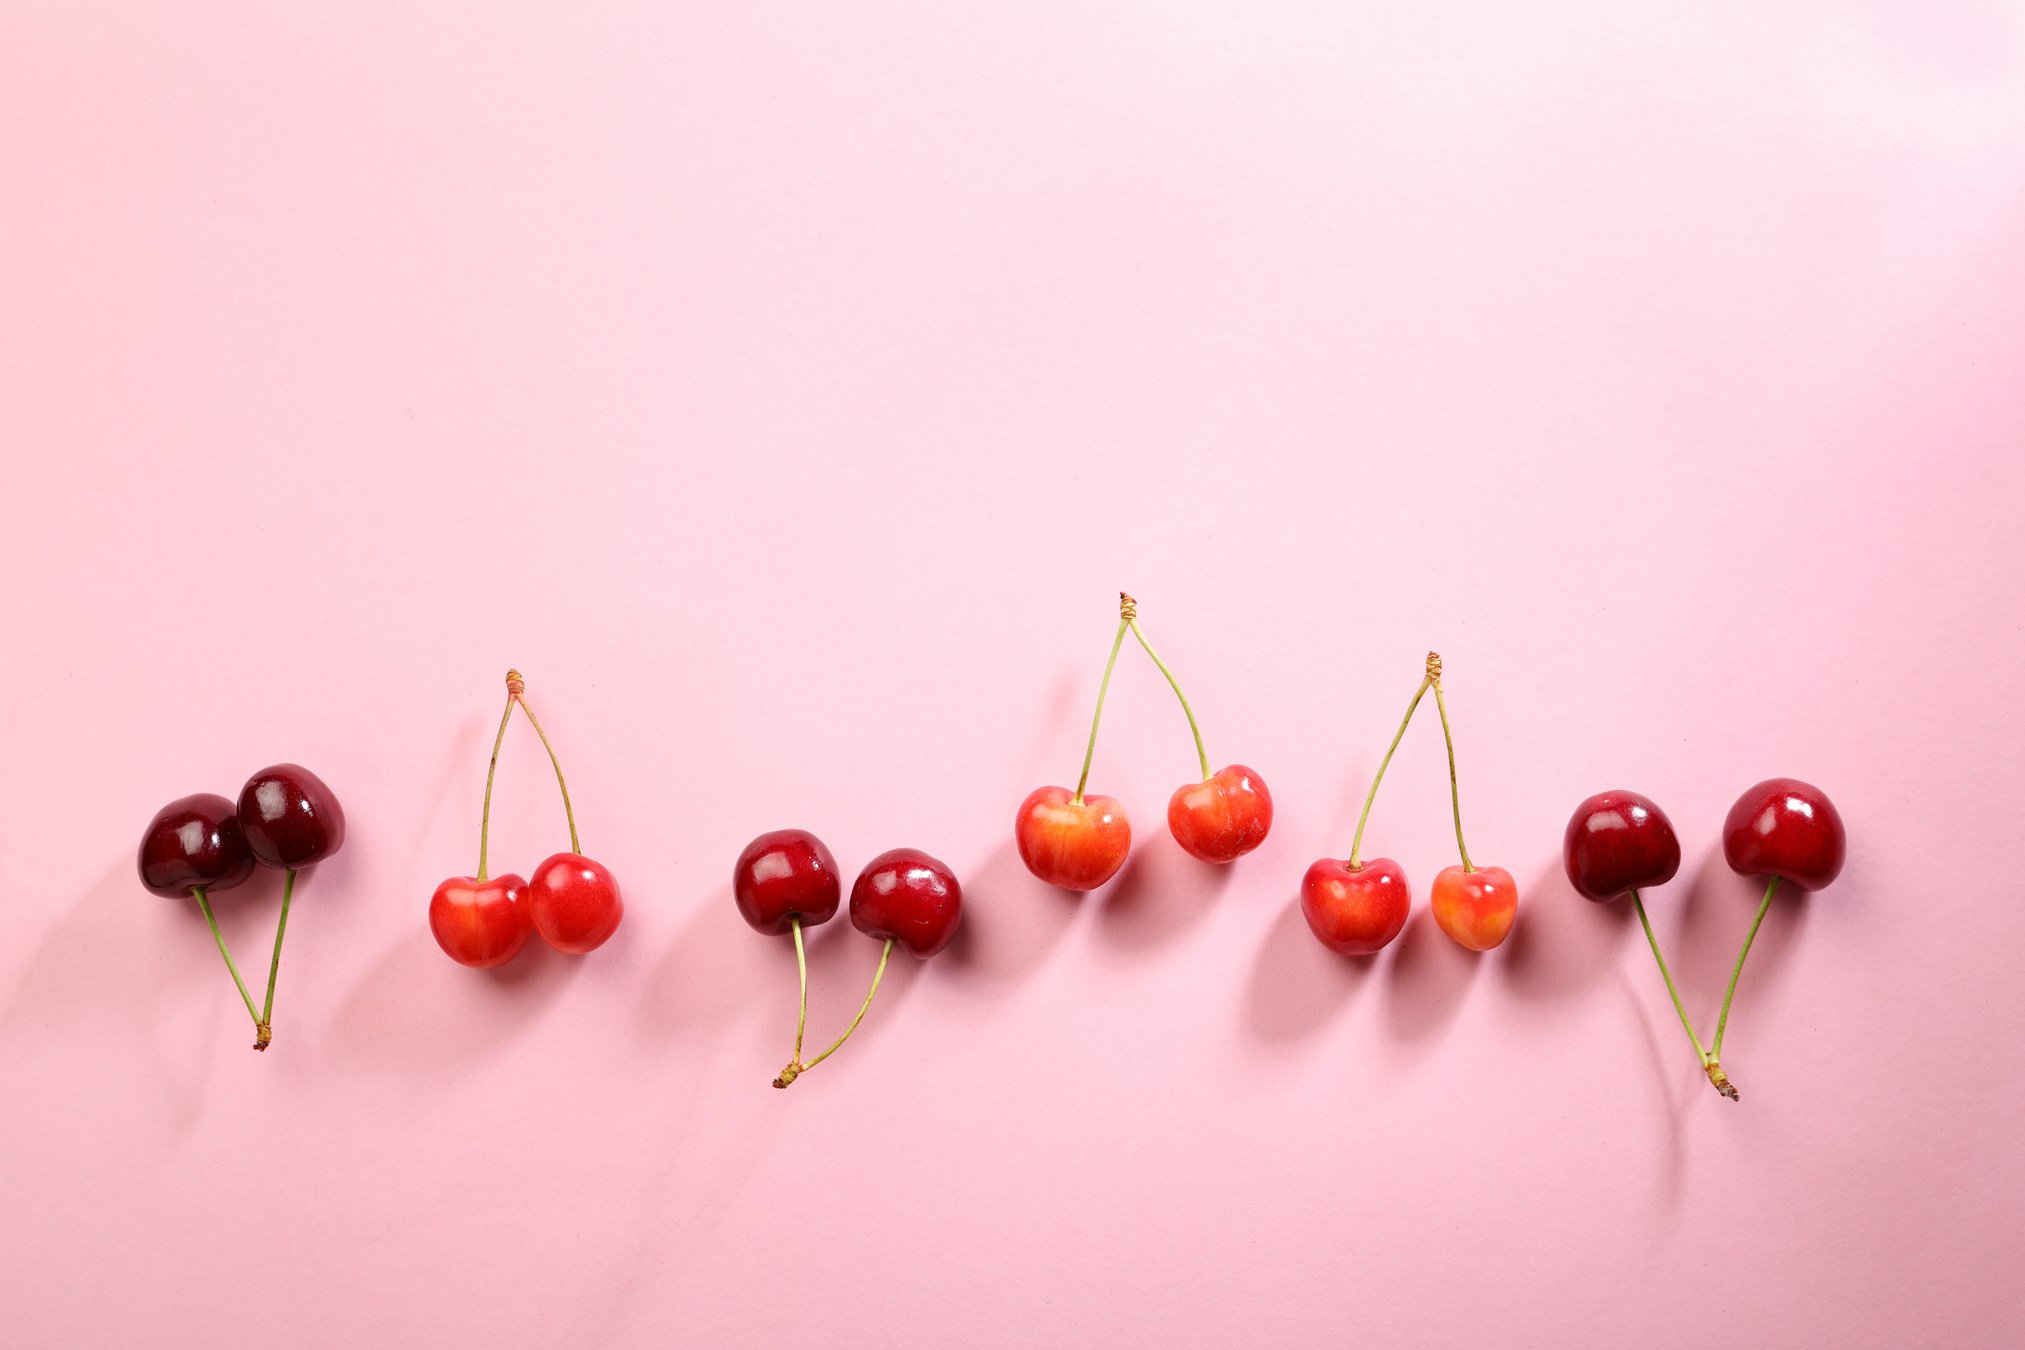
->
[774,937,895,1089]
[1712,877,1780,1060]
[1348,668,1433,869]
[791,916,809,1064]
[1630,888,1737,1101]
[1124,597,1211,782]
[193,885,263,1046]
[514,678,582,855]
[1427,654,1474,872]
[1073,606,1133,806]
[254,868,297,1050]
[475,675,518,883]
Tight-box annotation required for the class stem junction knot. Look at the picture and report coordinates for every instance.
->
[1705,1061,1739,1102]
[1425,651,1443,683]
[1118,592,1137,622]
[505,668,526,700]
[254,1022,272,1051]
[773,1061,803,1089]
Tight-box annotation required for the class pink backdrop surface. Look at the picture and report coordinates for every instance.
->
[4,4,2023,1347]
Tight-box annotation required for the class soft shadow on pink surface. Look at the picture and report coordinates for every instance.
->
[1092,841,1236,957]
[1381,909,1481,1045]
[940,843,1079,995]
[1240,898,1373,1045]
[1616,970,1691,1208]
[1668,843,1812,1018]
[1498,860,1635,1006]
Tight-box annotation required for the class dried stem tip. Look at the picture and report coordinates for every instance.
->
[773,1062,802,1089]
[1425,651,1443,683]
[1705,1062,1739,1101]
[1119,592,1138,622]
[505,669,526,700]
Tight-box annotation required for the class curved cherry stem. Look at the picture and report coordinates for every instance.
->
[256,867,297,1049]
[1073,616,1132,805]
[1126,615,1211,782]
[475,685,517,882]
[1631,889,1737,1100]
[1349,673,1432,869]
[1713,877,1780,1058]
[1428,661,1474,873]
[774,937,894,1088]
[193,885,263,1045]
[515,695,582,855]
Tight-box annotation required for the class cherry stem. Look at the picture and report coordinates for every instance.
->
[1073,614,1132,805]
[1348,673,1432,869]
[1427,658,1474,872]
[790,916,809,1065]
[255,867,297,1050]
[193,885,264,1046]
[1713,877,1779,1059]
[515,693,582,855]
[475,682,517,882]
[774,937,894,1088]
[1126,614,1211,782]
[1631,889,1737,1100]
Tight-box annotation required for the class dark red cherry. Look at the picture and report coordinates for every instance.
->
[1563,789,1681,902]
[138,793,256,898]
[734,829,841,935]
[1723,778,1846,891]
[849,848,962,957]
[238,764,346,868]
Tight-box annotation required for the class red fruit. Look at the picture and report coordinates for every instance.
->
[137,793,256,898]
[1722,778,1845,891]
[1301,856,1411,955]
[1430,864,1517,951]
[1167,764,1273,863]
[429,874,532,968]
[237,763,346,869]
[850,848,962,957]
[1563,790,1681,902]
[1015,786,1131,891]
[528,852,623,954]
[734,829,842,935]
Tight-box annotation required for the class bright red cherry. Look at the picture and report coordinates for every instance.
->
[1723,778,1845,891]
[237,763,346,869]
[138,793,256,898]
[734,829,841,934]
[528,852,623,954]
[429,875,532,968]
[1301,857,1410,955]
[1167,764,1273,863]
[1016,786,1131,891]
[1430,865,1517,951]
[850,848,962,957]
[1563,789,1681,902]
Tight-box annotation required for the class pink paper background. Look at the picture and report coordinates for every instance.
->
[4,5,2023,1346]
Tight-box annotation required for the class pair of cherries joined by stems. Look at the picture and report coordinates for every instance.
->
[734,831,962,1088]
[137,764,346,1049]
[1303,653,1517,956]
[1016,593,1273,891]
[1565,777,1845,1101]
[429,670,623,968]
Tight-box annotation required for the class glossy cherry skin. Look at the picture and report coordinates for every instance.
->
[138,793,256,898]
[1167,764,1273,863]
[1430,864,1518,951]
[1301,856,1411,955]
[1015,786,1131,891]
[1723,778,1846,891]
[850,848,962,957]
[733,829,841,935]
[1563,790,1681,903]
[528,852,623,954]
[237,764,346,869]
[429,874,532,968]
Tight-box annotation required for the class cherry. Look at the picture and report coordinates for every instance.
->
[1016,786,1130,891]
[1167,765,1273,863]
[528,852,623,954]
[1723,777,1846,892]
[1431,865,1518,952]
[1301,856,1410,955]
[734,829,841,935]
[138,793,255,898]
[1562,789,1681,902]
[237,764,346,869]
[774,847,962,1089]
[429,875,531,969]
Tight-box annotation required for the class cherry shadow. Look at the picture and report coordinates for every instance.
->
[1615,968,1691,1208]
[1239,896,1373,1047]
[1499,858,1634,1007]
[1380,908,1480,1046]
[1090,840,1235,958]
[939,842,1080,997]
